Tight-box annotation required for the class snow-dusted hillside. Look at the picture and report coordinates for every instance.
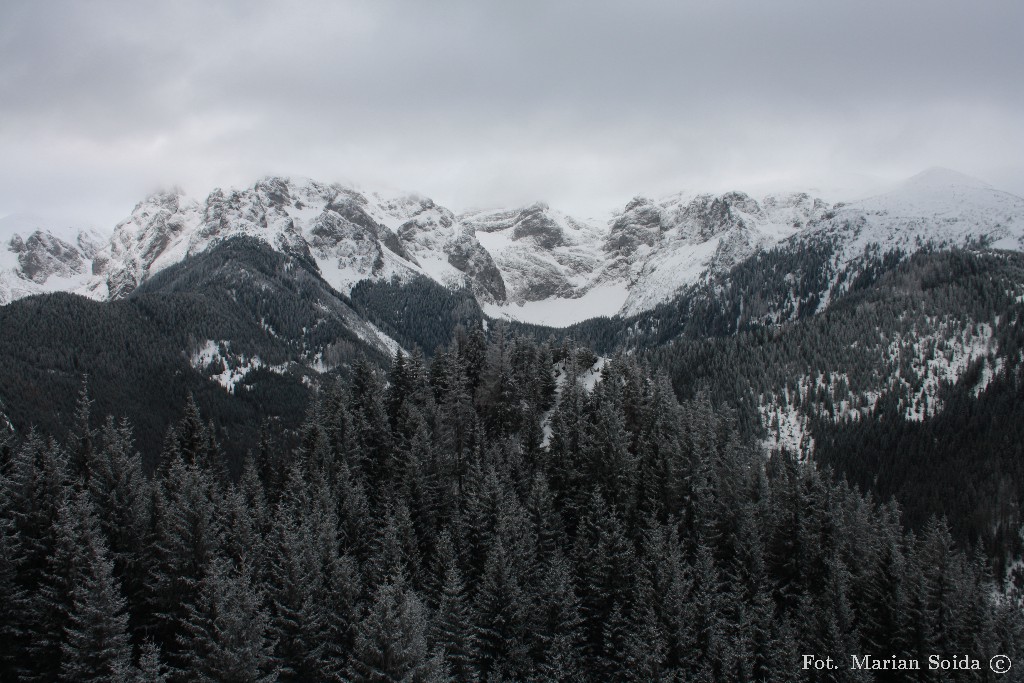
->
[466,190,833,324]
[466,203,605,302]
[463,203,627,325]
[380,193,507,303]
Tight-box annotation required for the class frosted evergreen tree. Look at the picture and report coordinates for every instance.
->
[349,580,437,683]
[176,558,277,683]
[430,559,478,681]
[133,641,169,683]
[472,538,532,681]
[28,489,99,681]
[59,539,133,683]
[69,376,96,482]
[532,548,585,682]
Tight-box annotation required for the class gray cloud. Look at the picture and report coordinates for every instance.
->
[2,0,1023,226]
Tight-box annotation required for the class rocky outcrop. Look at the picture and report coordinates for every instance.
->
[10,231,88,283]
[461,203,604,304]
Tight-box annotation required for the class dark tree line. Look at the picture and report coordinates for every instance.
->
[350,276,486,355]
[1,328,1020,681]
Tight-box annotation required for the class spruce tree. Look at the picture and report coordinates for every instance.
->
[139,456,221,666]
[88,416,149,632]
[30,490,103,681]
[0,433,69,679]
[431,559,478,681]
[69,376,96,482]
[133,641,169,683]
[265,467,352,682]
[472,538,532,681]
[176,558,277,683]
[59,537,133,683]
[349,580,435,683]
[532,548,585,682]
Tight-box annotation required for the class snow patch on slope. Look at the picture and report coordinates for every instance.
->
[760,402,815,460]
[483,282,629,326]
[0,215,102,305]
[758,317,1001,456]
[354,321,404,358]
[463,203,605,308]
[190,340,291,394]
[602,191,828,317]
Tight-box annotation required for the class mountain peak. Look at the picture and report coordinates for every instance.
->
[900,167,992,191]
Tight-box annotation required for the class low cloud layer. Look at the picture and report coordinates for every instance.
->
[2,0,1023,226]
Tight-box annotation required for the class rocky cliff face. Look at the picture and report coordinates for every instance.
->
[389,195,507,303]
[10,231,94,283]
[90,189,204,299]
[602,190,831,315]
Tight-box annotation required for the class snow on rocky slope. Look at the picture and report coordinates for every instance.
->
[0,214,103,305]
[464,202,620,325]
[83,177,506,305]
[376,193,507,303]
[468,190,830,324]
[604,190,831,315]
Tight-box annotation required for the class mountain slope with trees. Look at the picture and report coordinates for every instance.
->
[0,236,401,469]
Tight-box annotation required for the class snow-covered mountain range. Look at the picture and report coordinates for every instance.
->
[3,168,1022,325]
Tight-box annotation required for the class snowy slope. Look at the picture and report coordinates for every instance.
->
[801,168,1024,263]
[379,194,507,303]
[464,202,616,324]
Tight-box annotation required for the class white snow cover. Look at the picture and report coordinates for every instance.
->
[758,316,1003,456]
[541,356,608,446]
[803,168,1024,264]
[354,321,404,358]
[609,190,829,315]
[483,282,629,326]
[466,202,607,306]
[189,339,292,394]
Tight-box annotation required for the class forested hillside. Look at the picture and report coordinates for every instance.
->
[0,237,397,468]
[509,247,1024,566]
[349,276,486,355]
[0,331,1021,681]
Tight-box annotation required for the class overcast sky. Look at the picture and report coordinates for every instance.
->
[2,0,1023,227]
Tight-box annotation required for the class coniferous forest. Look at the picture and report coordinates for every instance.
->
[1,328,1021,682]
